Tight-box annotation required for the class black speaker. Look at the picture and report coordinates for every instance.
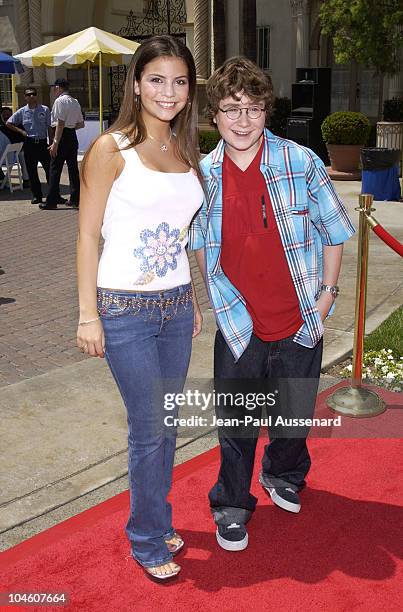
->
[296,67,331,89]
[287,117,328,164]
[289,68,331,162]
[291,67,331,122]
[287,118,311,146]
[291,82,331,121]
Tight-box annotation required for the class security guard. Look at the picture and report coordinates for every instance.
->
[7,87,52,204]
[44,78,84,210]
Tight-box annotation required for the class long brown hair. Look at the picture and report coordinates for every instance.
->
[81,35,201,183]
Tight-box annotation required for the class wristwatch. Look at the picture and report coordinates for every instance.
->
[321,284,339,299]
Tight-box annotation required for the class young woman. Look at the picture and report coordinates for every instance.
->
[77,36,204,581]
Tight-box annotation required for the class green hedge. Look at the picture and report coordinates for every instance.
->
[321,111,371,145]
[268,97,292,138]
[199,130,221,154]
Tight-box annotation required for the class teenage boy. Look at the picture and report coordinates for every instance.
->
[189,57,355,552]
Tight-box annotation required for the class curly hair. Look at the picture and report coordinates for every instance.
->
[205,57,274,125]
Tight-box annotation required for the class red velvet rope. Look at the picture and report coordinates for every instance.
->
[372,224,403,257]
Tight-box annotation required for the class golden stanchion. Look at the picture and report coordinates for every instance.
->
[327,194,386,417]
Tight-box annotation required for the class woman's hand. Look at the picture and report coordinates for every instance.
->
[192,301,203,338]
[77,319,105,358]
[316,291,334,322]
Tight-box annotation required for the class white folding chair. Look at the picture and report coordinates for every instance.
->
[0,142,24,193]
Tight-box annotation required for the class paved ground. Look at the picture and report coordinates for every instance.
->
[0,169,209,386]
[0,168,402,551]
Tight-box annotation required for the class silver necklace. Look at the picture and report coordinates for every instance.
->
[147,129,172,152]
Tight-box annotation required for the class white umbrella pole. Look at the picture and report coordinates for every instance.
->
[99,52,103,133]
[87,62,92,110]
[11,74,17,112]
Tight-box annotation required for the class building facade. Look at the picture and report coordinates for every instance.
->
[0,0,402,121]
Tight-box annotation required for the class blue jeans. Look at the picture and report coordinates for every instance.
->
[209,330,323,525]
[98,284,194,567]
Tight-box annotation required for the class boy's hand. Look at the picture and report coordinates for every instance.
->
[316,291,334,322]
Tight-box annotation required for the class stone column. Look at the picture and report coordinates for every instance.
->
[290,0,310,69]
[242,0,256,62]
[213,0,226,70]
[29,0,47,86]
[387,71,403,101]
[16,0,33,86]
[194,0,209,80]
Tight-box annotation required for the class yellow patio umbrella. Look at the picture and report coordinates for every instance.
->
[15,26,140,132]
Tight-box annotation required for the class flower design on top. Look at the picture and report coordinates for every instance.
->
[133,222,182,278]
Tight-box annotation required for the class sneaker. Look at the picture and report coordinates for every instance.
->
[259,474,301,513]
[216,523,248,551]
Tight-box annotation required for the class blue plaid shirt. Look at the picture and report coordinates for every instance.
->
[189,129,355,360]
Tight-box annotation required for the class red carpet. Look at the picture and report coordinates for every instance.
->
[2,385,403,612]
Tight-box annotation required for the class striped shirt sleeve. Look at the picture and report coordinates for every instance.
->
[188,196,207,251]
[306,152,356,245]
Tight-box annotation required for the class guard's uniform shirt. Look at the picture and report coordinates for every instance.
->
[9,104,51,140]
[8,104,51,200]
[51,94,83,128]
[46,93,83,206]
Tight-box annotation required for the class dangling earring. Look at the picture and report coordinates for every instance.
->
[135,95,141,111]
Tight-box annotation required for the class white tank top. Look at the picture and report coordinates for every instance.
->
[97,132,204,291]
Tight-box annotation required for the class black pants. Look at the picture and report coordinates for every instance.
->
[209,330,323,521]
[23,138,50,199]
[46,128,80,205]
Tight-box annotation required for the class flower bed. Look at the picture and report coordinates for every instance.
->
[339,349,402,392]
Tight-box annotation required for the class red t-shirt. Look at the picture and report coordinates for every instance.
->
[221,141,303,341]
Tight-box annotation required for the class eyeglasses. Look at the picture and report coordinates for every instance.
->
[25,92,37,97]
[218,106,265,120]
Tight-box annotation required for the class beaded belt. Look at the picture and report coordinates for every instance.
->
[97,286,193,315]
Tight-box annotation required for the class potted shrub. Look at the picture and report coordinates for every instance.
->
[321,111,371,172]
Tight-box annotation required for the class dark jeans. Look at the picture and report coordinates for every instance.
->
[23,138,50,199]
[99,284,194,567]
[209,330,323,524]
[46,128,80,205]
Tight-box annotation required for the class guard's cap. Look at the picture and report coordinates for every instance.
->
[52,78,69,88]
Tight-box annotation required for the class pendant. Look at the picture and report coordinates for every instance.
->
[161,144,168,152]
